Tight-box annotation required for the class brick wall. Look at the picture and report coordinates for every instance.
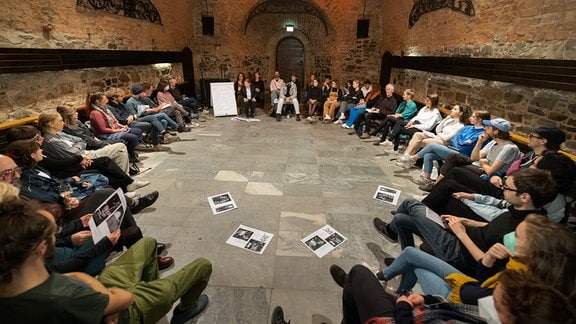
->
[1,0,575,150]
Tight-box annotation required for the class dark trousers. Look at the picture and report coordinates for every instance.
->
[342,265,396,324]
[178,97,200,114]
[80,157,133,192]
[392,127,421,149]
[242,100,256,117]
[376,117,404,141]
[364,113,387,134]
[421,167,503,221]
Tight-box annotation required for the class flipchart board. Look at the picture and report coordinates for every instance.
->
[210,82,237,117]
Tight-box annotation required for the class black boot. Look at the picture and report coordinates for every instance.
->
[276,114,282,122]
[296,114,301,121]
[271,306,290,324]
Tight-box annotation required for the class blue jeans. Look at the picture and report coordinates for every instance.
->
[153,112,179,129]
[390,198,474,274]
[416,143,459,174]
[345,107,366,127]
[382,247,462,297]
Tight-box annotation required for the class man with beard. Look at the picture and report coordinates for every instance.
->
[0,183,213,324]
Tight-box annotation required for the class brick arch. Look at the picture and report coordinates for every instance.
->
[264,30,315,83]
[243,0,333,35]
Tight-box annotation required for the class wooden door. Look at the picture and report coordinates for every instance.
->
[276,37,304,99]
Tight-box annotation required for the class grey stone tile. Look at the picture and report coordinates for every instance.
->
[131,114,440,322]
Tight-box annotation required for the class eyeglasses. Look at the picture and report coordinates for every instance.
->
[529,133,543,140]
[1,167,22,180]
[501,184,518,192]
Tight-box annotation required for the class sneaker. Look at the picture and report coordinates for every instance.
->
[414,175,433,186]
[130,191,159,214]
[153,145,169,151]
[333,119,343,124]
[306,116,313,121]
[276,114,282,122]
[271,306,290,324]
[126,180,150,192]
[359,133,371,139]
[418,181,435,192]
[124,191,138,199]
[373,218,399,243]
[376,270,387,281]
[324,115,330,121]
[163,133,180,143]
[329,264,348,288]
[170,294,209,324]
[398,154,413,163]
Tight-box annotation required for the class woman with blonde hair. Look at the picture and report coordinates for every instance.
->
[39,110,132,173]
[322,80,341,122]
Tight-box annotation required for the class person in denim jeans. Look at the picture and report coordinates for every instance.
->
[373,168,557,275]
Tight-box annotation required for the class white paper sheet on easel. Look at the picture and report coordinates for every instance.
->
[210,82,237,117]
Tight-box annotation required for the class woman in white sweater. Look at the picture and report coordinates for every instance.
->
[402,104,470,156]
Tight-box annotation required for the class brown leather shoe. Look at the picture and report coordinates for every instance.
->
[158,256,174,270]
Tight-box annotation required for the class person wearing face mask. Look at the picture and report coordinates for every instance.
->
[327,213,576,324]
[155,80,203,130]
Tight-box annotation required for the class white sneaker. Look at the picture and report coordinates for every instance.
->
[339,113,345,120]
[126,180,150,192]
[333,119,343,124]
[125,191,138,199]
[324,115,330,121]
[306,116,313,121]
[341,123,348,128]
[379,140,392,146]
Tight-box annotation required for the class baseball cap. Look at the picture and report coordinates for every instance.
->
[131,84,145,95]
[526,125,566,146]
[482,118,511,132]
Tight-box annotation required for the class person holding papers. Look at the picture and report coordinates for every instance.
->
[0,191,211,324]
[372,168,557,276]
[107,91,178,150]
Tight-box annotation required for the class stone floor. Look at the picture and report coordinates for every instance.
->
[130,110,427,324]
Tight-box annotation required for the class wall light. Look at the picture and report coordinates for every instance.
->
[152,63,172,70]
[286,24,294,32]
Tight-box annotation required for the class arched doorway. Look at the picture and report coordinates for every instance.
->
[276,37,305,98]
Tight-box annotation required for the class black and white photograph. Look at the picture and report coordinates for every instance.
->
[304,236,326,251]
[226,224,274,255]
[232,228,253,241]
[373,185,402,205]
[211,193,232,205]
[208,192,238,215]
[301,225,348,258]
[244,239,266,253]
[88,188,127,244]
[325,232,345,247]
